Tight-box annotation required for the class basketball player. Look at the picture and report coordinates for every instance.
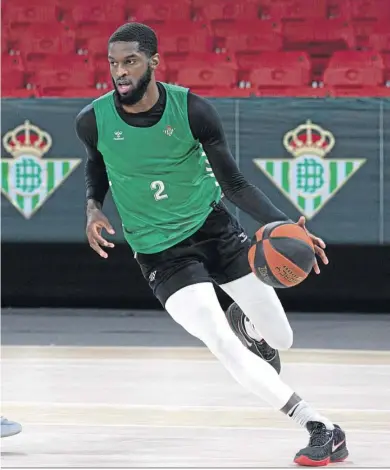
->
[75,23,348,466]
[1,417,22,438]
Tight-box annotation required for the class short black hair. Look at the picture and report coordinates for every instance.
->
[108,23,158,57]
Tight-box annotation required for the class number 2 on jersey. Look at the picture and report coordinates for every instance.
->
[151,180,168,201]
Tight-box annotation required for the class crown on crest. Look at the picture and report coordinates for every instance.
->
[2,120,52,158]
[283,120,335,158]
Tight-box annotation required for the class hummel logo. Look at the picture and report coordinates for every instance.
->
[149,271,157,282]
[238,232,248,243]
[332,440,345,453]
[114,131,124,141]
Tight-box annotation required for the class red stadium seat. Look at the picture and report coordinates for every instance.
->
[223,22,283,54]
[2,27,10,53]
[29,64,96,93]
[324,51,384,88]
[249,51,311,88]
[258,0,327,22]
[177,65,237,90]
[212,17,282,37]
[165,52,237,71]
[75,22,122,46]
[154,22,213,54]
[63,1,126,26]
[212,20,282,52]
[24,53,91,74]
[3,0,390,99]
[352,20,390,49]
[2,54,26,90]
[283,18,355,79]
[75,22,125,68]
[235,51,265,72]
[351,0,390,20]
[327,0,390,21]
[382,53,390,82]
[80,32,114,72]
[165,52,237,83]
[130,0,192,24]
[193,0,259,22]
[283,19,356,52]
[10,24,75,57]
[81,35,109,59]
[369,31,390,53]
[3,0,60,27]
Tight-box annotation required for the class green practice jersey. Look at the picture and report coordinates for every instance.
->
[93,83,221,254]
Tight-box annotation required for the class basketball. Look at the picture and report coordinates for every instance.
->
[248,221,315,288]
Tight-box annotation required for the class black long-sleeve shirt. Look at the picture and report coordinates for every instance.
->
[75,83,289,226]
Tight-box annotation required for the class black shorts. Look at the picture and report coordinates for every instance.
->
[135,201,252,307]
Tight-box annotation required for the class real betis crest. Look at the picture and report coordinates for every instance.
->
[1,120,81,219]
[253,120,366,219]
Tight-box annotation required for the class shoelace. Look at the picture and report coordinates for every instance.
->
[256,340,276,360]
[308,422,332,446]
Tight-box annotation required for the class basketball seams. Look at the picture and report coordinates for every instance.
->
[253,240,286,288]
[269,223,314,248]
[269,237,315,273]
[263,239,308,287]
[270,236,314,252]
[248,244,256,273]
[261,221,290,240]
[255,226,266,243]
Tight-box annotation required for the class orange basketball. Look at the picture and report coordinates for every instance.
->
[248,221,315,288]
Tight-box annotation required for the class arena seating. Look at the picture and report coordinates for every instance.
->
[2,0,390,98]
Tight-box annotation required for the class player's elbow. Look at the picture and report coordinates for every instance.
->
[220,176,250,200]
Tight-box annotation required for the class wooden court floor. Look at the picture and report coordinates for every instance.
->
[1,345,390,468]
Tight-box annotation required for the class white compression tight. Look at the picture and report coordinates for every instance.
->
[220,272,293,351]
[165,282,294,410]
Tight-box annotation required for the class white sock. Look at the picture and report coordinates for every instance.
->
[283,395,335,430]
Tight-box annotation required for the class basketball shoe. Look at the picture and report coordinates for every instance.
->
[294,422,349,466]
[225,302,281,374]
[1,416,22,438]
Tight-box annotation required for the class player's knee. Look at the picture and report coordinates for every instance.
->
[207,332,239,361]
[166,297,221,344]
[186,307,240,358]
[269,326,293,351]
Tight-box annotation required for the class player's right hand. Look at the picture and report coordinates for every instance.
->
[86,208,115,259]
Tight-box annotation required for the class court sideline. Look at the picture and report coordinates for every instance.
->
[1,310,390,467]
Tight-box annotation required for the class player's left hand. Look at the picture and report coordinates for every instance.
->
[296,216,328,275]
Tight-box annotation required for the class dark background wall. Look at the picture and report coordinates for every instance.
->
[2,242,389,312]
[2,97,390,312]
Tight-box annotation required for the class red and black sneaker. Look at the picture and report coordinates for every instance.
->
[294,422,349,467]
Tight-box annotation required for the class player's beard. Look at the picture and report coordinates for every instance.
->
[113,65,153,106]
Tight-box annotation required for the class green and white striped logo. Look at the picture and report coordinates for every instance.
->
[1,121,81,219]
[253,120,366,219]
